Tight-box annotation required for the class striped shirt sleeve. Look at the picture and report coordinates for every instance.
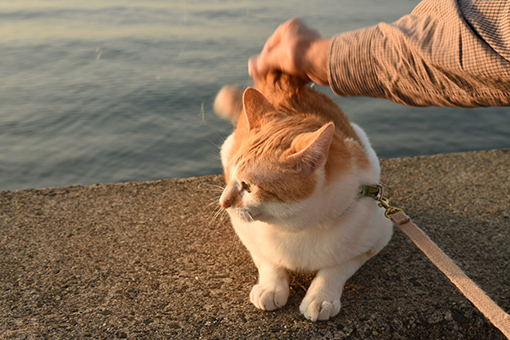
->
[328,0,510,107]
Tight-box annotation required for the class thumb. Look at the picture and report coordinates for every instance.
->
[249,47,281,80]
[248,54,260,78]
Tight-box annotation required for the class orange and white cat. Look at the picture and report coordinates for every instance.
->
[214,72,393,321]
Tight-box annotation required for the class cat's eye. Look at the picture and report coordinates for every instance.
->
[241,181,252,193]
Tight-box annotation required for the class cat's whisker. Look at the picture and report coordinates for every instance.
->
[201,192,224,210]
[205,199,221,211]
[213,206,226,222]
[205,138,224,151]
[200,100,206,124]
[247,212,255,223]
[204,152,222,163]
[213,131,226,143]
[201,192,230,226]
[209,206,230,227]
[202,194,221,211]
[202,183,225,191]
[210,72,393,321]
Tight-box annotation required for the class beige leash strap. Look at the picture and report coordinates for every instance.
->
[361,185,510,336]
[389,209,510,339]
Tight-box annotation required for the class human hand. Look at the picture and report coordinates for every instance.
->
[248,18,332,86]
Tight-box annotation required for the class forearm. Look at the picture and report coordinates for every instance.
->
[328,0,510,107]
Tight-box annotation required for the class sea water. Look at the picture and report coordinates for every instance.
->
[0,0,509,191]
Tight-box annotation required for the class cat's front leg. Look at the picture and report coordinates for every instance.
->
[300,252,370,321]
[250,262,290,311]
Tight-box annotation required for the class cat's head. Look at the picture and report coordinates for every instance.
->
[219,88,340,226]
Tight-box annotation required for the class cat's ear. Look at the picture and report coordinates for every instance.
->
[291,122,335,176]
[242,87,276,131]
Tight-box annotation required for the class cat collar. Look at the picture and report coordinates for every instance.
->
[358,184,383,200]
[358,184,403,218]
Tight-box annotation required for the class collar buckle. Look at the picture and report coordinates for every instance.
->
[358,184,383,200]
[359,184,402,219]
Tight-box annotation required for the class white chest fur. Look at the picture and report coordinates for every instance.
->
[231,197,390,273]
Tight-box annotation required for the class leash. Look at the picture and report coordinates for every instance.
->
[360,185,510,339]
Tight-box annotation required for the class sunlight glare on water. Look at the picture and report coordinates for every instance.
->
[0,0,508,191]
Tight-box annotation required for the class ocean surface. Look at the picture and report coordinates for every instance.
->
[1,0,509,191]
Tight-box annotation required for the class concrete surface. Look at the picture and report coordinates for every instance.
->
[1,149,509,339]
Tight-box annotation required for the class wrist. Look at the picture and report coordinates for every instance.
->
[306,38,332,85]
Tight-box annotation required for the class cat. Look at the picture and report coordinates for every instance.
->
[213,71,393,321]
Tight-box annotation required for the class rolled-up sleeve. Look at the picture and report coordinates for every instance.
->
[328,0,510,107]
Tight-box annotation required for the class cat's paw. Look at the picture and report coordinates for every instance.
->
[250,282,289,311]
[299,293,341,321]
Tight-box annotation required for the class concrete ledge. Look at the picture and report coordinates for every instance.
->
[1,149,509,339]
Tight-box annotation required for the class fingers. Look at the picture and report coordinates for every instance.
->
[248,18,301,80]
[248,18,324,83]
[248,54,260,78]
[248,45,283,80]
[248,44,281,81]
[249,19,289,80]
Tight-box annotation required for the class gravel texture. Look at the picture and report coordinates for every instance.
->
[1,149,509,339]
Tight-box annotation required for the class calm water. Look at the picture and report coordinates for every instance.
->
[1,0,509,191]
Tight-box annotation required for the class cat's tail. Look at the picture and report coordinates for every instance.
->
[213,85,243,126]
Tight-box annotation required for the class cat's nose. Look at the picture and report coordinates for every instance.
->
[220,196,232,209]
[220,185,236,209]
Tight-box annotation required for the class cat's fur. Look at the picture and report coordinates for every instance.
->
[214,72,393,321]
